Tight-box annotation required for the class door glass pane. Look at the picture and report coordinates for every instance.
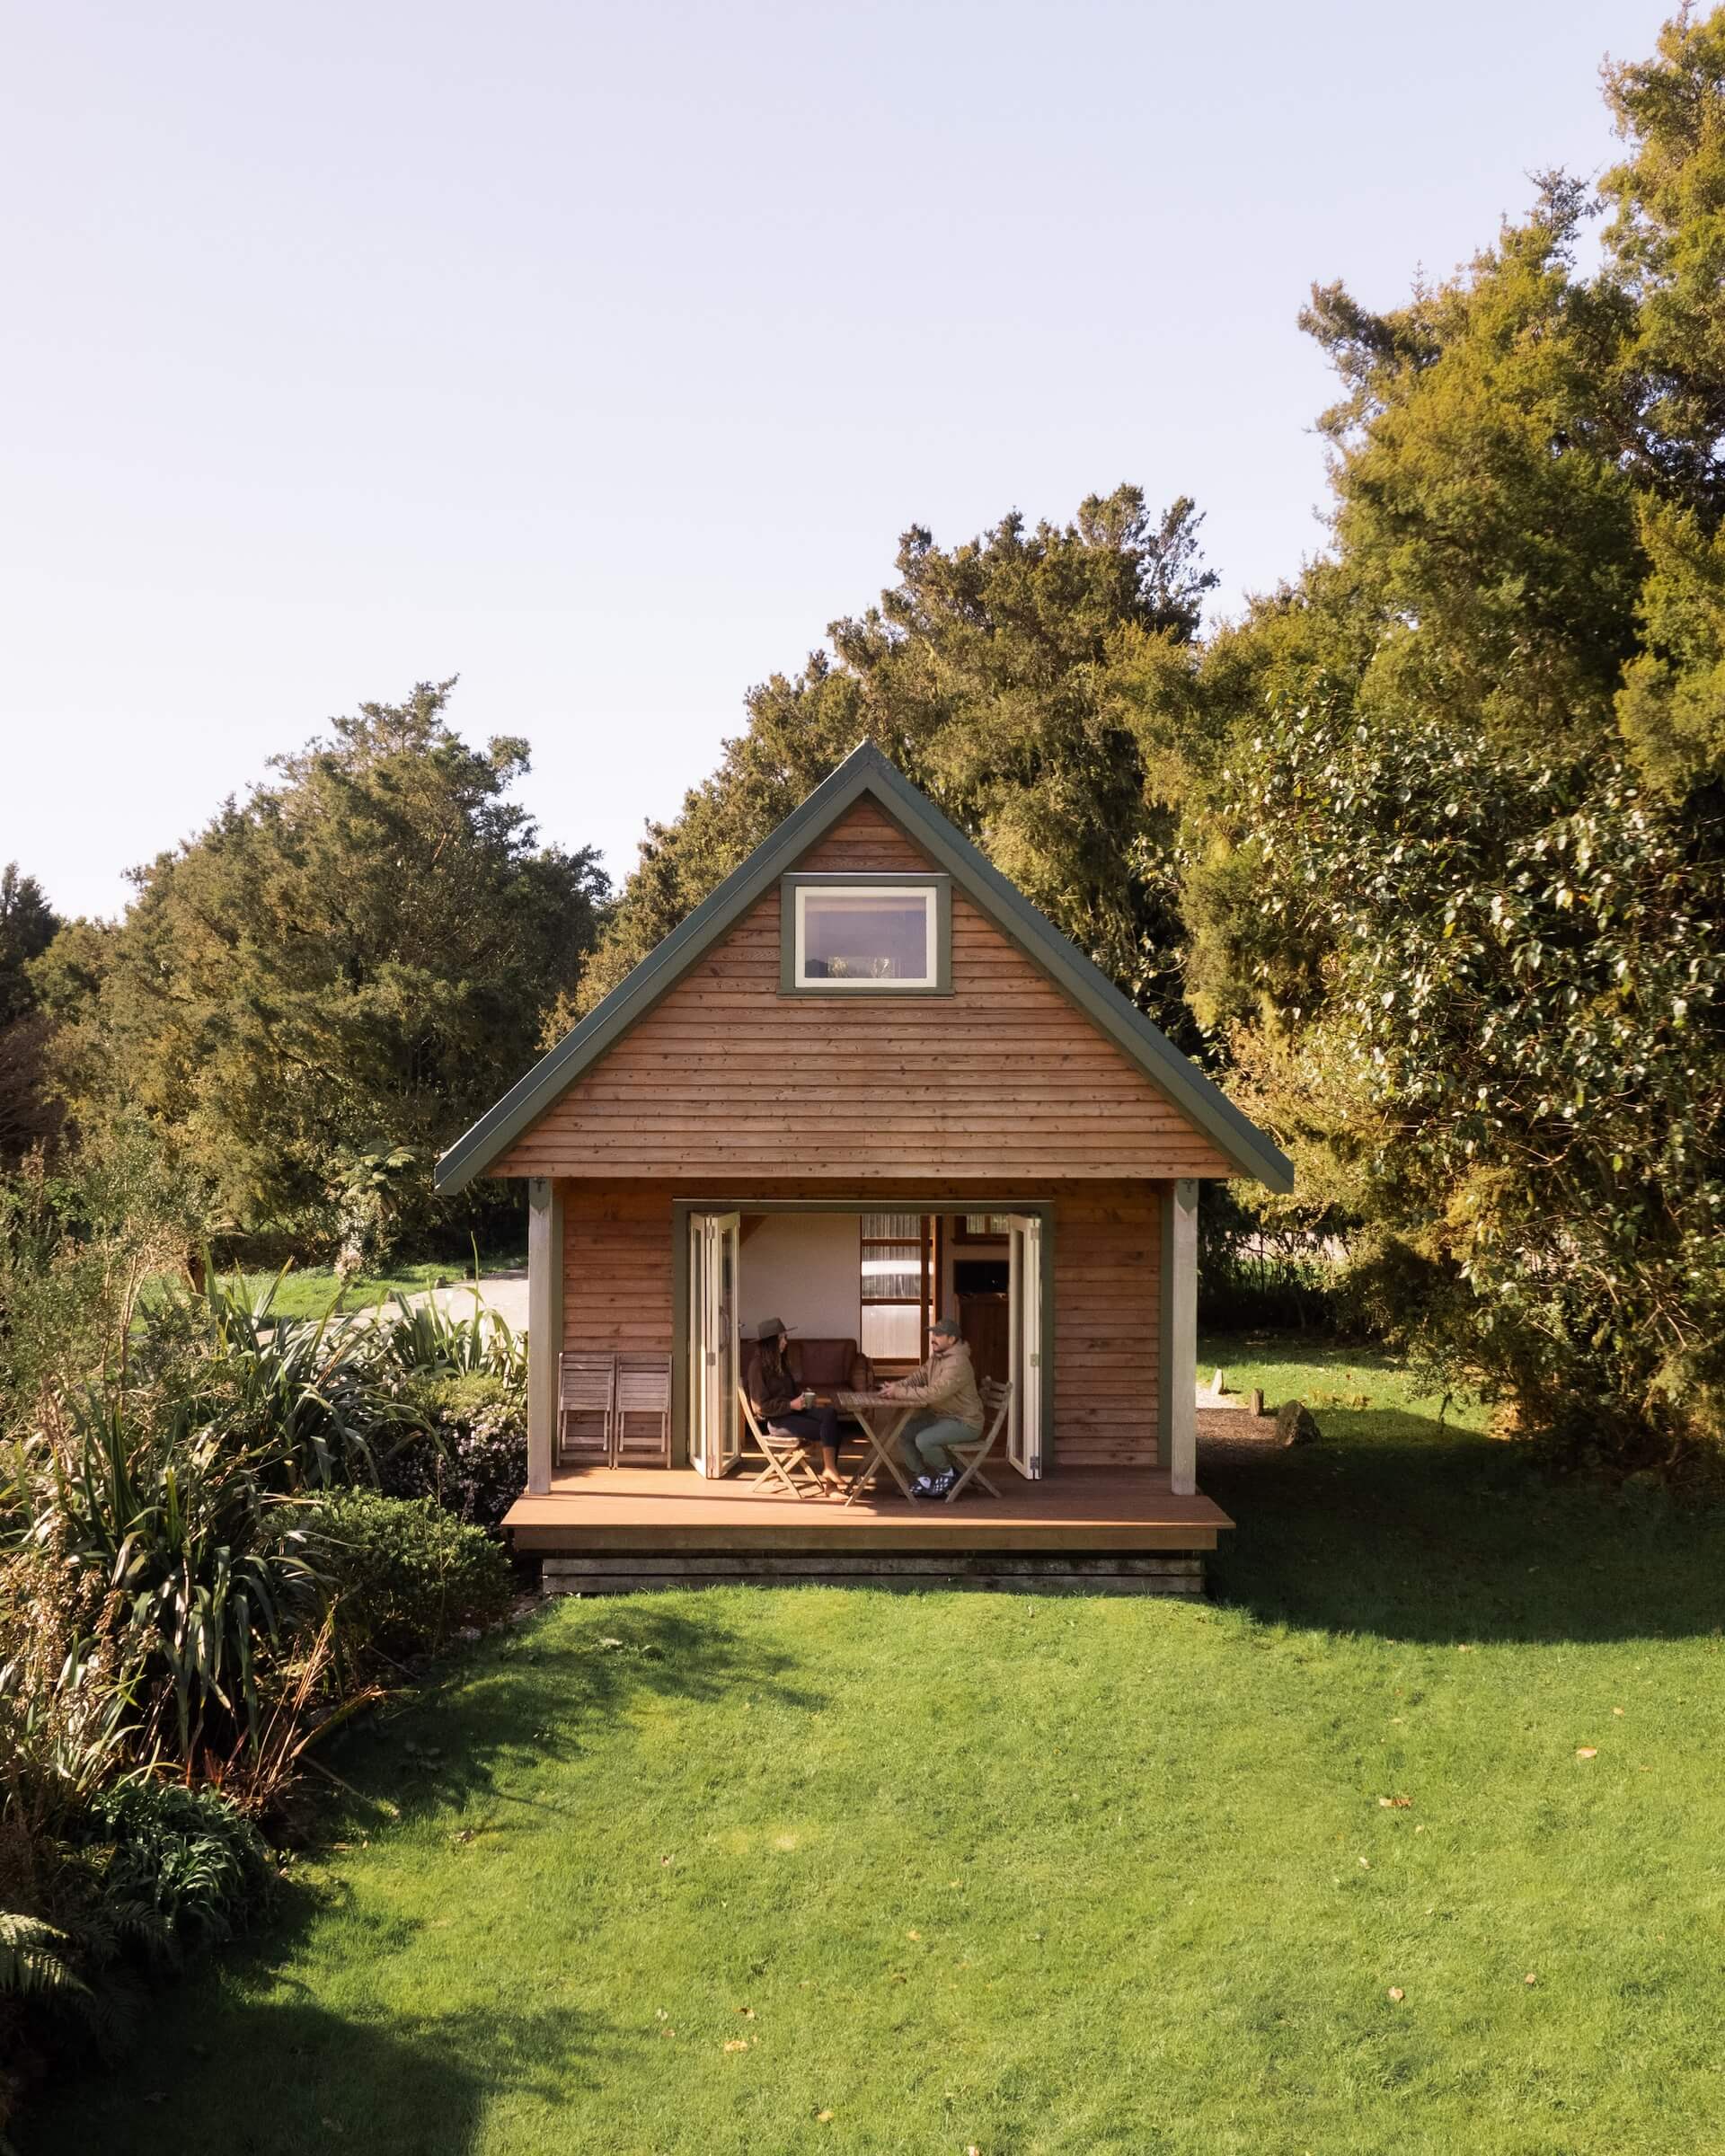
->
[800,890,932,983]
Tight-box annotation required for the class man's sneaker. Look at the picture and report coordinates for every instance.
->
[928,1470,958,1499]
[911,1473,935,1497]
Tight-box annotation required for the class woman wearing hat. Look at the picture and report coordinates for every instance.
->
[747,1318,846,1497]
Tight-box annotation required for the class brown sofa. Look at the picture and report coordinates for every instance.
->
[742,1336,873,1405]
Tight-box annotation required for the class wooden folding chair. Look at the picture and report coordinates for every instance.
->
[615,1355,673,1467]
[944,1377,1013,1501]
[558,1352,616,1465]
[738,1386,823,1499]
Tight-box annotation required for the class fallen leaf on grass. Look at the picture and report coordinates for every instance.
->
[722,2038,751,2054]
[907,1930,922,1940]
[736,2007,755,2019]
[1387,1987,1404,2003]
[1377,1796,1412,1808]
[1576,1746,1598,1760]
[816,2110,835,2123]
[1524,1973,1537,1985]
[1612,1707,1624,1717]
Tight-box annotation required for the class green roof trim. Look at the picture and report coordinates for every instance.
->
[435,742,1294,1194]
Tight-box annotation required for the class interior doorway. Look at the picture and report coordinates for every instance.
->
[683,1202,1048,1482]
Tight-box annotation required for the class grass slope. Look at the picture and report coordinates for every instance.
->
[39,1339,1725,2156]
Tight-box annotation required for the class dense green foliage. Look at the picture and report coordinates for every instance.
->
[384,1371,527,1531]
[38,1347,1725,2154]
[35,683,607,1259]
[0,869,58,1033]
[313,1491,513,1666]
[572,9,1725,1465]
[0,1144,527,2134]
[82,1781,274,1963]
[0,867,63,1171]
[1182,13,1725,1458]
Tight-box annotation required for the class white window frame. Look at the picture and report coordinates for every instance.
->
[792,883,936,991]
[778,873,952,997]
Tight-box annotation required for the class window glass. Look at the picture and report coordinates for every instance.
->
[798,888,933,985]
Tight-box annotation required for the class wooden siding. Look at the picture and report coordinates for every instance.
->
[495,799,1235,1183]
[1055,1183,1160,1469]
[562,1185,672,1355]
[554,1178,1163,1471]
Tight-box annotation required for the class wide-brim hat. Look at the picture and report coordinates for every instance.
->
[752,1316,796,1342]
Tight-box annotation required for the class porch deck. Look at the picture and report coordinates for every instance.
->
[506,1468,1231,1594]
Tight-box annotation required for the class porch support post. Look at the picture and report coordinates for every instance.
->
[1161,1179,1199,1496]
[526,1176,563,1497]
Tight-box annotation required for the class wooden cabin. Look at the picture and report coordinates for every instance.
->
[436,744,1291,1593]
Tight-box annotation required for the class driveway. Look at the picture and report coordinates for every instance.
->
[408,1268,529,1332]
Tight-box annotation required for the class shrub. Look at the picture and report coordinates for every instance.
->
[314,1491,512,1665]
[383,1373,526,1530]
[82,1780,272,1963]
[378,1293,525,1384]
[16,1400,326,1767]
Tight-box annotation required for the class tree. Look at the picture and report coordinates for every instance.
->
[0,867,63,1167]
[38,683,608,1254]
[0,867,58,1029]
[571,488,1217,1049]
[1181,4,1725,1463]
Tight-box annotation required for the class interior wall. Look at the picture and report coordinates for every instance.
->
[739,1212,861,1341]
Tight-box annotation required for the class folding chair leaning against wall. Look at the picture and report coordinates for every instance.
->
[557,1352,616,1466]
[614,1355,673,1468]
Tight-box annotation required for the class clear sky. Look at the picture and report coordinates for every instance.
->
[1,0,1671,920]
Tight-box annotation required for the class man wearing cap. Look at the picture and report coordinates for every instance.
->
[885,1317,985,1498]
[746,1318,846,1496]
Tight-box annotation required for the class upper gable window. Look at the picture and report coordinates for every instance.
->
[779,873,951,996]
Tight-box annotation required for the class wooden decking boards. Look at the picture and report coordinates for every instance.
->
[504,1466,1231,1557]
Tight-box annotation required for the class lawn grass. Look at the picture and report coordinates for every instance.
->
[215,1253,526,1322]
[37,1336,1725,2155]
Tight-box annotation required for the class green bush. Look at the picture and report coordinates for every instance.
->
[83,1781,273,1964]
[383,1371,526,1529]
[314,1490,512,1664]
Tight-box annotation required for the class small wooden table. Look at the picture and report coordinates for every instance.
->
[836,1390,921,1506]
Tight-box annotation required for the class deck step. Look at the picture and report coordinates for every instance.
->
[540,1551,1207,1596]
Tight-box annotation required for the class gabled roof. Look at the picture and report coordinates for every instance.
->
[436,742,1294,1193]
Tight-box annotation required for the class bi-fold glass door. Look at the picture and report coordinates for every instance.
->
[1005,1214,1044,1479]
[687,1210,740,1478]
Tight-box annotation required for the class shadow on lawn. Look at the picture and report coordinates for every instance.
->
[1203,1409,1725,1647]
[331,1595,827,1824]
[26,1993,635,2156]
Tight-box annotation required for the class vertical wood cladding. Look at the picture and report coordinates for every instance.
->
[496,800,1234,1183]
